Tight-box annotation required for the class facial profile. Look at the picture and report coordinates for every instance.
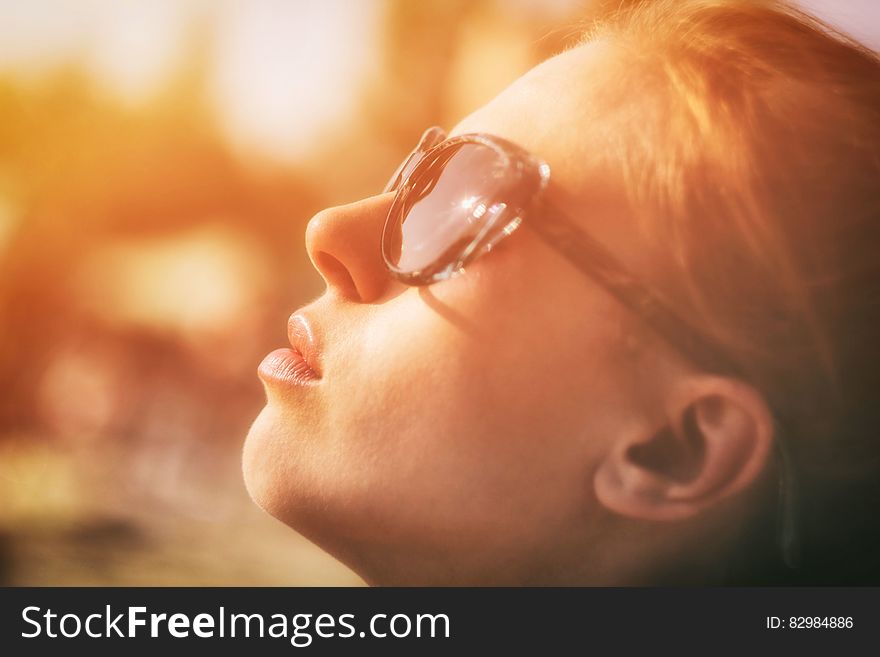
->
[244,1,880,586]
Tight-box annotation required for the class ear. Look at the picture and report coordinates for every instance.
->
[593,376,775,521]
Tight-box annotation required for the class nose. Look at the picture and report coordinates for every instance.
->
[305,193,397,303]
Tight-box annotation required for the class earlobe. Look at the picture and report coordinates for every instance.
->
[593,377,775,521]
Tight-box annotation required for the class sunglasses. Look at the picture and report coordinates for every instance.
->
[383,126,737,373]
[382,126,800,569]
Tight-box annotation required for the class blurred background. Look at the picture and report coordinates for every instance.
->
[0,0,877,586]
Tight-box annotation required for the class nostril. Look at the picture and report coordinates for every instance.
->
[315,251,360,301]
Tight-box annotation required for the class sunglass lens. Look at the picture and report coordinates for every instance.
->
[383,143,512,278]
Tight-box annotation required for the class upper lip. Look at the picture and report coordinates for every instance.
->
[287,312,323,377]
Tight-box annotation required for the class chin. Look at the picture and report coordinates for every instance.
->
[242,404,296,519]
[242,404,357,554]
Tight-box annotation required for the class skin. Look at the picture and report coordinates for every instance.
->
[243,42,775,585]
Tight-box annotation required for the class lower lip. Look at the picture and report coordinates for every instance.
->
[258,348,321,387]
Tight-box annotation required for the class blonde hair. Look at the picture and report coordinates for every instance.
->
[583,0,880,582]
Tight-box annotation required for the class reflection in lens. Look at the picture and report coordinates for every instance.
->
[386,143,510,276]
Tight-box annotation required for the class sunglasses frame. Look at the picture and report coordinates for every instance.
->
[383,128,738,375]
[382,130,548,285]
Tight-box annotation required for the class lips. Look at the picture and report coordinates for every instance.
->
[286,313,322,376]
[257,312,322,388]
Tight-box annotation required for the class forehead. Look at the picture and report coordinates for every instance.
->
[450,41,621,199]
[450,41,653,269]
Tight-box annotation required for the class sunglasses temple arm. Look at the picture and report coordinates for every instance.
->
[531,199,743,375]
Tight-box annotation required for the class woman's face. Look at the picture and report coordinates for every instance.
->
[244,43,682,584]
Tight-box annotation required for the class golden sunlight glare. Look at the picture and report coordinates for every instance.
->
[209,0,383,163]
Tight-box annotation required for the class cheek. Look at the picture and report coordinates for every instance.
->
[325,264,627,516]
